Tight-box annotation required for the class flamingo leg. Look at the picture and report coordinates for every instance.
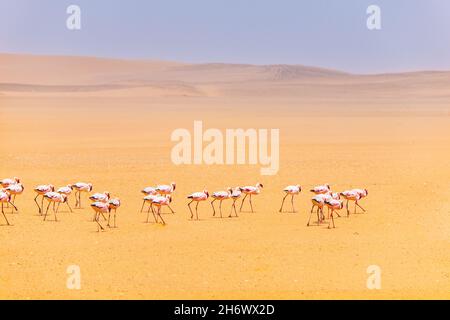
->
[307,206,315,226]
[239,194,247,212]
[151,204,158,223]
[157,207,166,225]
[291,195,295,213]
[95,212,104,232]
[211,199,216,216]
[249,195,254,213]
[1,203,10,226]
[167,205,175,214]
[41,197,44,215]
[219,200,223,218]
[346,200,350,217]
[66,202,73,213]
[356,201,366,212]
[279,193,288,212]
[34,194,42,214]
[328,210,336,229]
[140,200,146,213]
[188,200,194,219]
[195,201,199,220]
[44,201,51,221]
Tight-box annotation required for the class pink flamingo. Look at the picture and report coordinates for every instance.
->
[151,195,172,225]
[43,192,71,221]
[142,194,159,223]
[211,188,232,218]
[279,185,301,213]
[72,182,93,208]
[340,190,365,216]
[187,190,209,220]
[310,184,331,194]
[155,183,176,214]
[142,186,157,195]
[141,187,157,212]
[351,188,368,213]
[89,191,110,203]
[307,195,326,226]
[5,183,24,207]
[156,182,176,195]
[324,199,344,229]
[0,190,17,225]
[239,183,264,213]
[0,177,20,188]
[90,202,109,232]
[34,184,55,214]
[107,198,121,228]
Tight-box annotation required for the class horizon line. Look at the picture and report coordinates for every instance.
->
[2,50,450,77]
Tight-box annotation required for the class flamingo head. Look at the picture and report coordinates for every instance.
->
[171,182,176,191]
[227,187,233,193]
[88,184,93,192]
[364,189,369,196]
[49,185,55,192]
[105,191,111,198]
[257,183,264,189]
[204,190,209,198]
[167,195,172,203]
[14,177,20,183]
[67,184,74,190]
[297,185,302,192]
[325,184,330,190]
[61,194,68,203]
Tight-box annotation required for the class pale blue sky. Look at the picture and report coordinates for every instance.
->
[1,0,449,73]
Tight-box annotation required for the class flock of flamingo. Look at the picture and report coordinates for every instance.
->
[0,177,368,231]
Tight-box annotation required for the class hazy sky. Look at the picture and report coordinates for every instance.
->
[1,0,449,73]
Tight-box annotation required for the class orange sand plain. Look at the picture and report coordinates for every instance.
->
[0,54,449,299]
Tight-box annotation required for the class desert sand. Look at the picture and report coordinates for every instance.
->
[0,53,449,299]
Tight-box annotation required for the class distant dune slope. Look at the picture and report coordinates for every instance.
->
[1,53,450,108]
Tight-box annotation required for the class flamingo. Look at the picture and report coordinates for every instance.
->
[310,184,331,194]
[5,183,24,207]
[0,190,17,225]
[156,182,176,195]
[0,177,20,188]
[107,198,121,228]
[141,186,157,195]
[279,185,301,213]
[307,195,326,226]
[324,199,344,229]
[155,183,176,214]
[340,190,364,216]
[140,187,157,212]
[211,188,232,218]
[89,191,110,203]
[57,185,73,196]
[72,182,93,208]
[239,183,263,213]
[229,188,241,218]
[43,192,71,221]
[187,190,209,220]
[151,195,172,225]
[89,192,110,221]
[142,194,159,223]
[34,184,55,214]
[90,202,109,232]
[351,188,368,213]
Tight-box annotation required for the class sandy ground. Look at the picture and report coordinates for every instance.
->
[0,54,449,299]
